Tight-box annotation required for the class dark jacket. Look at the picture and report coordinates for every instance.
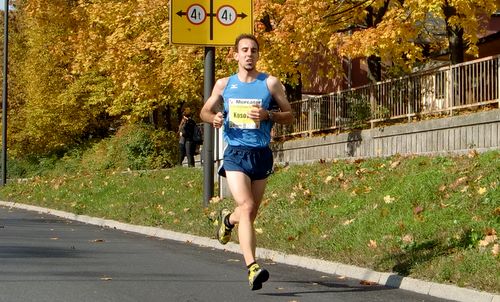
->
[181,118,196,141]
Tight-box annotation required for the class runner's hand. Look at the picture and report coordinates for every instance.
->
[213,112,223,128]
[248,105,265,121]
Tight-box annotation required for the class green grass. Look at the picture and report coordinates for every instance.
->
[1,148,498,294]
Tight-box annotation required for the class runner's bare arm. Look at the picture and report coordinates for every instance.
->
[200,78,228,129]
[266,76,294,124]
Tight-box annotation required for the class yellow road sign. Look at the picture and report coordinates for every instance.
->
[170,0,253,46]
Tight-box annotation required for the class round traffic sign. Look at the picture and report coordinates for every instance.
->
[217,5,237,26]
[187,4,206,25]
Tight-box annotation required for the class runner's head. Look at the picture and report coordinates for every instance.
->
[234,34,259,72]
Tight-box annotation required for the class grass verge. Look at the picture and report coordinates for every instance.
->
[0,149,498,293]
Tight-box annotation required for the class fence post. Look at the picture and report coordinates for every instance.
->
[308,98,313,137]
[447,65,453,116]
[407,78,412,123]
[497,57,500,107]
[370,86,376,129]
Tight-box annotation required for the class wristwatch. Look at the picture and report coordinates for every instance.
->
[267,110,274,121]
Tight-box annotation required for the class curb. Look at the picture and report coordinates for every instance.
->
[1,200,498,302]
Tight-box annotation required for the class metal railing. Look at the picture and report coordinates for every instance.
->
[274,55,500,138]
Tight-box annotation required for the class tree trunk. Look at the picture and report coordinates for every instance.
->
[367,55,382,83]
[447,26,464,64]
[443,2,465,64]
[284,73,302,102]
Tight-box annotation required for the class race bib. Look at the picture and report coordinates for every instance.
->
[228,98,262,129]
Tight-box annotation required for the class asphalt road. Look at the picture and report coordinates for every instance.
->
[0,206,454,302]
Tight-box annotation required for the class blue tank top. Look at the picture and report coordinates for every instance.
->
[222,73,274,147]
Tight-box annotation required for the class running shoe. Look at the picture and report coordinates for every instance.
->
[216,208,232,245]
[248,263,269,290]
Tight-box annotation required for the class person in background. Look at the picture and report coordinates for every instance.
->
[178,107,196,167]
[200,33,294,290]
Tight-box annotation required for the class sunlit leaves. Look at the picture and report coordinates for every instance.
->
[7,0,500,156]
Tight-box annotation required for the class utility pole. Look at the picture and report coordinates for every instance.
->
[2,0,9,186]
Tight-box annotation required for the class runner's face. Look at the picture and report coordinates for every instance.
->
[235,38,259,71]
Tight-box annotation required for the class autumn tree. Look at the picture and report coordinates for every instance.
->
[7,0,114,155]
[333,0,498,79]
[255,1,338,98]
[4,0,498,157]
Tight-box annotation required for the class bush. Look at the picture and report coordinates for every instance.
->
[6,123,179,178]
[90,123,179,171]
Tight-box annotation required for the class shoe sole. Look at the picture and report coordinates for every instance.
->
[250,269,269,291]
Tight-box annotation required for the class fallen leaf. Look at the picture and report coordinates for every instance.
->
[368,239,378,249]
[360,280,378,286]
[91,239,105,243]
[467,150,478,158]
[477,187,487,195]
[343,219,355,225]
[494,207,500,216]
[402,234,413,243]
[100,276,112,281]
[355,168,367,176]
[492,244,499,256]
[390,160,400,169]
[450,177,468,190]
[384,195,395,204]
[324,175,334,183]
[479,235,497,247]
[486,228,497,236]
[50,237,59,240]
[413,206,424,215]
[209,196,221,204]
[255,228,263,234]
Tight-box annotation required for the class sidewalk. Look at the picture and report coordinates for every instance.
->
[1,200,498,302]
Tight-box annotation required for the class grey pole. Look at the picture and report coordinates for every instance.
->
[203,47,215,207]
[1,0,9,186]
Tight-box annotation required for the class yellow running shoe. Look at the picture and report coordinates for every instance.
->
[216,208,232,245]
[248,263,269,290]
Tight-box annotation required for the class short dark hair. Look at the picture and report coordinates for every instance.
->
[234,33,259,52]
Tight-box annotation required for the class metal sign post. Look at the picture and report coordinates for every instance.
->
[203,47,215,207]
